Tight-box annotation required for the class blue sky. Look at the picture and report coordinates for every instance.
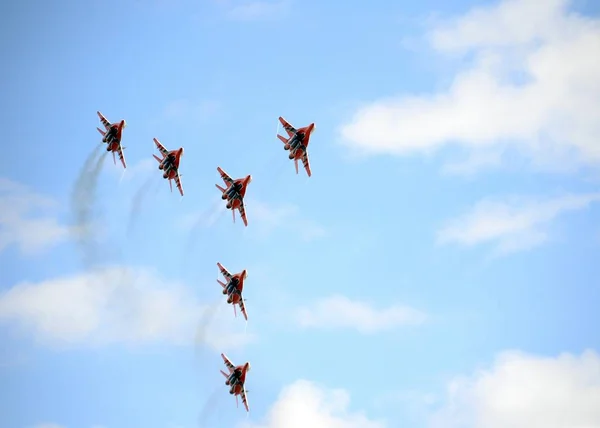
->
[1,0,600,427]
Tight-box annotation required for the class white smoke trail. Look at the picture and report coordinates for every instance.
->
[70,145,107,268]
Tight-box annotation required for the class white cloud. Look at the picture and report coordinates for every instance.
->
[0,266,254,350]
[0,178,72,256]
[241,379,386,428]
[226,0,289,21]
[339,0,600,172]
[430,349,600,428]
[294,295,426,334]
[437,192,600,254]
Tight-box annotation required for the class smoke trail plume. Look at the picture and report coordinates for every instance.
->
[197,386,223,428]
[70,145,107,268]
[194,301,221,357]
[193,301,226,428]
[182,197,225,263]
[194,301,219,422]
[127,174,158,238]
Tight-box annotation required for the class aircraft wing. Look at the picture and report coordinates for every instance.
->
[239,299,248,321]
[97,111,111,130]
[217,167,234,186]
[302,153,311,177]
[153,138,169,157]
[174,170,184,196]
[117,145,127,168]
[240,385,250,412]
[238,200,248,227]
[279,116,297,137]
[217,263,233,280]
[221,353,236,372]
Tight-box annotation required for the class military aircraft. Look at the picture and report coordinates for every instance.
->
[215,167,251,226]
[96,111,127,168]
[220,353,251,412]
[217,262,248,321]
[277,116,315,177]
[152,138,184,196]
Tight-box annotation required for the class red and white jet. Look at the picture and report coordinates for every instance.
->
[217,262,248,321]
[152,138,184,196]
[277,116,315,177]
[215,167,252,226]
[220,353,251,412]
[96,111,127,168]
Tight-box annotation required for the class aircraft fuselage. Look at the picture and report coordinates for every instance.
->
[103,126,118,144]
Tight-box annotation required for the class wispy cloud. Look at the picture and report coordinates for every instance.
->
[294,295,426,334]
[0,266,254,350]
[437,192,600,255]
[247,199,327,241]
[124,158,155,179]
[178,195,227,232]
[0,177,72,256]
[205,198,326,242]
[241,379,386,428]
[430,349,600,428]
[106,157,155,184]
[180,198,327,241]
[225,0,290,21]
[441,149,504,176]
[338,0,600,172]
[373,389,437,419]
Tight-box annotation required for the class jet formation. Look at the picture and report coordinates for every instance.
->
[96,112,316,412]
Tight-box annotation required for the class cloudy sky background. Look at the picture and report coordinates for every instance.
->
[1,0,599,427]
